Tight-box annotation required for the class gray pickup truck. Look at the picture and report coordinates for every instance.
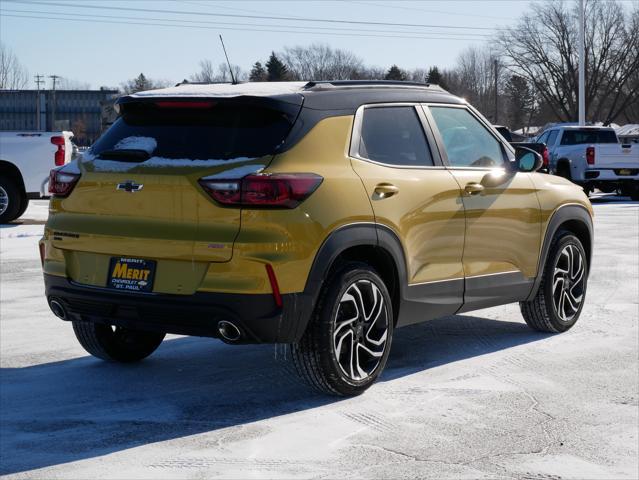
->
[535,125,639,199]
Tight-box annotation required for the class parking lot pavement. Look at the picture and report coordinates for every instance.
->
[0,197,637,479]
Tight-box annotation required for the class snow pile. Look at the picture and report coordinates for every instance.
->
[130,82,307,99]
[113,136,157,154]
[82,151,258,172]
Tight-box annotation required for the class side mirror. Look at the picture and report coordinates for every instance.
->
[513,146,543,172]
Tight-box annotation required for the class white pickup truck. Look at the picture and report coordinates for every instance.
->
[536,125,639,199]
[0,131,75,223]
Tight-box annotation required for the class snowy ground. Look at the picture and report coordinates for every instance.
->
[1,197,637,479]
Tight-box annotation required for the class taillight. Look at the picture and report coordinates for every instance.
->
[39,242,46,267]
[586,146,595,165]
[155,101,217,109]
[51,136,66,166]
[48,169,80,197]
[542,146,549,167]
[199,173,323,208]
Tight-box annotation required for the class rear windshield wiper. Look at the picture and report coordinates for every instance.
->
[96,149,151,162]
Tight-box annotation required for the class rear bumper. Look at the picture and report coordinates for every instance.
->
[44,274,314,343]
[582,168,639,182]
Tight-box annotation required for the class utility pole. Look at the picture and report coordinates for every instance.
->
[578,0,585,125]
[49,75,60,130]
[494,58,499,124]
[34,74,44,131]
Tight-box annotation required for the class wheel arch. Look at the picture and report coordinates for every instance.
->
[527,204,593,301]
[301,223,408,327]
[0,160,26,194]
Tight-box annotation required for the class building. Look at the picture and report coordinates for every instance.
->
[0,88,119,146]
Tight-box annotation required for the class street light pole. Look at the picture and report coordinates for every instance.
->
[578,0,585,125]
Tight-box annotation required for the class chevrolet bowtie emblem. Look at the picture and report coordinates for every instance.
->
[116,181,143,193]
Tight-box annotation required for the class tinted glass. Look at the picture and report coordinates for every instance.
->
[91,104,295,160]
[546,130,559,146]
[429,107,505,167]
[560,129,617,145]
[359,107,433,166]
[537,131,549,144]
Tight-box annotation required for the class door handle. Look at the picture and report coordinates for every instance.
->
[464,182,484,195]
[374,183,399,198]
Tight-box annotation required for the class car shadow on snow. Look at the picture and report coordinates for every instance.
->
[0,314,551,475]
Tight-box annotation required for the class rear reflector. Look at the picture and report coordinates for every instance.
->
[586,146,595,165]
[265,264,282,308]
[49,169,80,197]
[51,135,65,166]
[199,173,323,209]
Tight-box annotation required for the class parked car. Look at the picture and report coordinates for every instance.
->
[494,125,549,172]
[535,125,639,199]
[0,131,74,223]
[41,81,593,396]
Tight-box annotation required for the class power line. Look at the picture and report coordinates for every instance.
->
[0,13,494,41]
[4,0,504,31]
[0,7,492,37]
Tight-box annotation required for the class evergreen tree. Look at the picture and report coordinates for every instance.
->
[384,65,407,81]
[266,52,288,81]
[426,66,447,89]
[132,73,152,92]
[249,61,267,82]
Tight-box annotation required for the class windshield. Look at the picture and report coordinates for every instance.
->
[560,129,617,145]
[90,103,297,160]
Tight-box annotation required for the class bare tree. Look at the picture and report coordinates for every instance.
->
[280,44,364,81]
[191,59,245,83]
[498,0,639,124]
[0,43,28,90]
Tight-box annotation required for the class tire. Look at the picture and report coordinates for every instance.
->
[72,321,165,362]
[290,262,394,396]
[520,231,588,333]
[0,178,24,223]
[556,161,572,181]
[15,195,29,220]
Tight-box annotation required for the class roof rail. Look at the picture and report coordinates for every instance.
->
[303,80,445,91]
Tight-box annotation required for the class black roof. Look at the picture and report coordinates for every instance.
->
[300,81,462,111]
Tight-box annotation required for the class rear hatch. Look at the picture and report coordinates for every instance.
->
[49,96,302,293]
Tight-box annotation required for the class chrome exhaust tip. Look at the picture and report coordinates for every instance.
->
[217,320,241,342]
[49,298,66,320]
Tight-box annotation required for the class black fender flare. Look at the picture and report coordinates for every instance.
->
[289,223,408,339]
[526,204,593,301]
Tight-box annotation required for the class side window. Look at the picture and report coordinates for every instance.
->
[429,107,505,168]
[537,131,549,144]
[546,130,559,147]
[358,106,434,167]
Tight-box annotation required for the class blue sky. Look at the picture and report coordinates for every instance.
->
[3,0,539,89]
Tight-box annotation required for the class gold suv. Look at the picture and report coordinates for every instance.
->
[41,81,593,395]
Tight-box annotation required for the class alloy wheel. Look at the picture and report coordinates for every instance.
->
[552,244,585,322]
[0,187,8,216]
[333,279,389,381]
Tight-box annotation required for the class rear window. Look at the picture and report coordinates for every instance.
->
[560,129,617,146]
[90,102,297,160]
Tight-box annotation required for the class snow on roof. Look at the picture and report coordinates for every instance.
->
[616,124,639,136]
[130,82,308,98]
